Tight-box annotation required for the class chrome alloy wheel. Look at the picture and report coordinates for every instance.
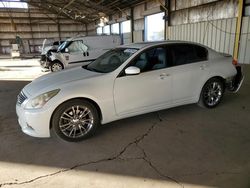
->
[59,105,94,138]
[51,63,63,72]
[203,82,223,106]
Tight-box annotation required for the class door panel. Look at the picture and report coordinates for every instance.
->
[67,40,88,65]
[114,69,172,115]
[68,52,85,64]
[171,61,209,103]
[168,43,210,103]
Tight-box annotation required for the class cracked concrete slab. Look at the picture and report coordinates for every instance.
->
[0,60,250,188]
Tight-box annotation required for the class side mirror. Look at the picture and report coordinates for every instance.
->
[65,48,69,53]
[125,66,140,75]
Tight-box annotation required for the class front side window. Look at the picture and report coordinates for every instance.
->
[86,48,138,73]
[131,47,167,72]
[68,41,88,53]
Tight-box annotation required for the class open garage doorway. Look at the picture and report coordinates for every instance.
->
[145,12,165,41]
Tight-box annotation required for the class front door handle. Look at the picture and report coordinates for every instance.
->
[83,52,89,56]
[159,73,170,79]
[200,64,207,70]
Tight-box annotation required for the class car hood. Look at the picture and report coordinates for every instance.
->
[24,67,101,96]
[41,46,52,55]
[50,52,63,61]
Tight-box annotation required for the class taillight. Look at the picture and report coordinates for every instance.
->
[232,59,238,65]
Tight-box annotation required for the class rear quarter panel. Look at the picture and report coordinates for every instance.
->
[194,49,237,102]
[207,50,237,79]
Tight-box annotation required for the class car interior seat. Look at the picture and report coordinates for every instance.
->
[110,55,121,65]
[134,53,148,71]
[152,49,166,70]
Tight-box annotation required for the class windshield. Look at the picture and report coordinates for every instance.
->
[58,41,70,52]
[86,48,138,73]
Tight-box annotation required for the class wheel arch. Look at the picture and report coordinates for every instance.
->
[51,59,64,69]
[204,76,226,90]
[49,97,103,129]
[196,75,226,102]
[198,75,225,108]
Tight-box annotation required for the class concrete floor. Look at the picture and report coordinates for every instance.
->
[0,59,250,188]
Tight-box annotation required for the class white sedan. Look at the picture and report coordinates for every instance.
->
[16,41,243,142]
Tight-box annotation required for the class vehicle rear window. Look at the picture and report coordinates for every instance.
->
[169,44,208,66]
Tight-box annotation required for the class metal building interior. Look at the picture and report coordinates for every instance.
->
[0,0,250,188]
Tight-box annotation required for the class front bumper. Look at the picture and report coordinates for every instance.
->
[226,66,244,92]
[39,55,51,70]
[16,103,52,138]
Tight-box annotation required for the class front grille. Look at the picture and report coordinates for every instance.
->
[40,55,46,61]
[17,91,27,105]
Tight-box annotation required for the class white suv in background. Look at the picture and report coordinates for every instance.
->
[40,40,64,71]
[41,35,121,72]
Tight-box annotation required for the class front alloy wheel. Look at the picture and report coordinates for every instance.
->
[50,62,63,72]
[52,99,99,142]
[199,78,224,108]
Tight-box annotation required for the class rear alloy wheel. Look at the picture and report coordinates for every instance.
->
[198,78,224,108]
[52,99,100,142]
[50,61,63,72]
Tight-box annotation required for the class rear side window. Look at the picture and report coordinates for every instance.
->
[194,45,208,61]
[169,44,208,66]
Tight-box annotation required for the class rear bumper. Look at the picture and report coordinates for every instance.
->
[226,66,244,92]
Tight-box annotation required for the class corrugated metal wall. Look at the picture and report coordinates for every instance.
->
[169,18,237,56]
[239,17,250,64]
[0,7,88,54]
[168,17,250,64]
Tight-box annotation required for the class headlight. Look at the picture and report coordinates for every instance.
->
[25,89,60,109]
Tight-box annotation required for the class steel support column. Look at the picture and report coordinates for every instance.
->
[233,0,244,63]
[131,7,134,42]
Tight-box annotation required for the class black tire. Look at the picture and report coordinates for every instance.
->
[52,99,100,142]
[50,61,64,72]
[198,78,224,108]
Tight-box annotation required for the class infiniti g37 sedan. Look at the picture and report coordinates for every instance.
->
[16,41,243,142]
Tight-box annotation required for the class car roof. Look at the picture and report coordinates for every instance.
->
[120,40,207,49]
[65,35,120,42]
